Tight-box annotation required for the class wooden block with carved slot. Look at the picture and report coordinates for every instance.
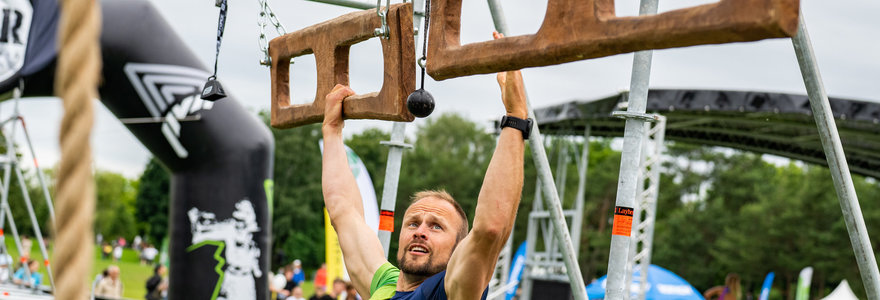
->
[270,3,415,129]
[427,0,800,81]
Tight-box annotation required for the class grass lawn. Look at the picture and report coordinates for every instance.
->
[3,237,152,299]
[2,237,325,299]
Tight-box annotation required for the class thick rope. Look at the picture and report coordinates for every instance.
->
[54,0,100,297]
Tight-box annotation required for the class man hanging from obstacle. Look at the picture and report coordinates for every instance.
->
[321,32,530,300]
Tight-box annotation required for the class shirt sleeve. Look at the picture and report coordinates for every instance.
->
[369,262,399,300]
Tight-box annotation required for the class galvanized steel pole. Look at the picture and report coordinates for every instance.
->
[571,125,590,256]
[486,2,587,299]
[792,14,880,299]
[304,0,373,10]
[605,0,658,298]
[377,0,424,256]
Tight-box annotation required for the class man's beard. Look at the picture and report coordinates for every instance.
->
[398,252,446,278]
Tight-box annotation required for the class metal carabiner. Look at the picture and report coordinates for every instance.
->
[373,0,391,38]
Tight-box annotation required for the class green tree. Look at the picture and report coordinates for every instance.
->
[94,170,138,241]
[267,119,326,270]
[135,158,170,245]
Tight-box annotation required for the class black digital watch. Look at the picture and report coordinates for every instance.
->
[500,115,533,140]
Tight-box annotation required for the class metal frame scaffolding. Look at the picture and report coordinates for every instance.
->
[295,1,880,299]
[604,1,880,299]
[0,87,56,293]
[516,130,590,300]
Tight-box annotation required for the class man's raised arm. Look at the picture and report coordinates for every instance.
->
[445,31,529,300]
[322,84,388,298]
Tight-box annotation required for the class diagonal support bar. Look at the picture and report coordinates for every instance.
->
[269,3,415,128]
[791,14,880,299]
[485,1,587,299]
[428,0,799,80]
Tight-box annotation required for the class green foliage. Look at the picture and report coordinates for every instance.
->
[95,170,139,241]
[266,118,326,270]
[135,159,170,245]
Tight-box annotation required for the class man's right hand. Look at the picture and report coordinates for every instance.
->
[323,84,356,135]
[493,32,528,119]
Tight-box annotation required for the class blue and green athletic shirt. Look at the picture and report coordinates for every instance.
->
[369,262,489,300]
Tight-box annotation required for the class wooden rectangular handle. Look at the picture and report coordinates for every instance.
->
[269,3,415,129]
[427,0,799,81]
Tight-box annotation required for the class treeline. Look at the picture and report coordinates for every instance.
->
[0,135,168,248]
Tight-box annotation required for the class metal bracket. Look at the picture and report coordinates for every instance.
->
[612,111,660,123]
[380,140,413,149]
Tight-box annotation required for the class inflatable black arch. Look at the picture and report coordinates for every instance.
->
[1,0,274,298]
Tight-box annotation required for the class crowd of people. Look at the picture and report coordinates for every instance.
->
[270,260,364,300]
[94,234,168,300]
[0,235,48,291]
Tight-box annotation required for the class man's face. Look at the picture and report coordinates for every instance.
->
[396,197,462,278]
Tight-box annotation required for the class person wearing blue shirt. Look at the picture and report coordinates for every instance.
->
[292,259,306,286]
[13,259,42,287]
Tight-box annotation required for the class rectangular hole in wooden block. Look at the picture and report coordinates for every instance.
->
[458,0,548,45]
[614,0,720,17]
[289,54,318,106]
[348,38,384,95]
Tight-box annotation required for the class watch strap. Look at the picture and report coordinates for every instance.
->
[500,115,533,140]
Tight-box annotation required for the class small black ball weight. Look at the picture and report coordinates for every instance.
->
[406,88,435,118]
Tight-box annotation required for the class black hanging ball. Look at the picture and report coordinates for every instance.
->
[406,88,435,118]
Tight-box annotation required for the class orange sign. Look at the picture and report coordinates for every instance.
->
[611,206,634,236]
[379,210,394,232]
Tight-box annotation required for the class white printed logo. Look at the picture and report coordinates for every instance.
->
[124,63,216,159]
[0,0,31,82]
[188,200,262,300]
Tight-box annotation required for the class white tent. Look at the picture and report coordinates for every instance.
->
[822,280,859,300]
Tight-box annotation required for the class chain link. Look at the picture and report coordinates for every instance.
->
[257,0,288,66]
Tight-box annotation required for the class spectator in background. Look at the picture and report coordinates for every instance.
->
[102,242,112,260]
[0,251,13,282]
[141,244,159,265]
[704,273,742,300]
[145,264,167,300]
[292,259,305,286]
[344,283,360,300]
[113,244,123,262]
[276,266,296,300]
[12,259,41,287]
[133,235,143,252]
[331,278,346,300]
[309,286,334,300]
[286,286,306,300]
[314,263,327,290]
[20,235,31,261]
[95,265,123,299]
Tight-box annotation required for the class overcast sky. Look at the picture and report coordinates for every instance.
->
[5,0,879,178]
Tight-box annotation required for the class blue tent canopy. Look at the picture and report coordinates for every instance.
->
[586,265,703,300]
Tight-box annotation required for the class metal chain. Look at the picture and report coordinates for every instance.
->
[257,0,287,66]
